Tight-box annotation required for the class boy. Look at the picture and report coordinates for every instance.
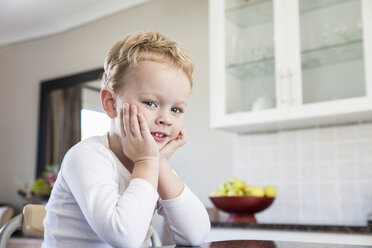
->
[42,31,211,247]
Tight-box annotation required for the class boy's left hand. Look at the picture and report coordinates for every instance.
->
[159,128,187,160]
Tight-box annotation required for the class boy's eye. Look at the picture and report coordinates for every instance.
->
[171,107,183,114]
[143,101,157,108]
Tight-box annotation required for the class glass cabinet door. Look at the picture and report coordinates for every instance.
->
[299,0,365,104]
[224,0,276,114]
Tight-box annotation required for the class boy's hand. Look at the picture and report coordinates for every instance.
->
[159,128,187,160]
[120,103,159,163]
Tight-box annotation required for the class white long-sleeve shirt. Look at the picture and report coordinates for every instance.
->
[42,134,210,248]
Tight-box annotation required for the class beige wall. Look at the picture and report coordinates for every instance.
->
[0,0,233,208]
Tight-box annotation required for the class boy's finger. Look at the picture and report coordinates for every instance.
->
[119,106,126,138]
[138,113,151,139]
[180,134,187,144]
[180,127,186,136]
[182,131,187,143]
[124,103,131,136]
[175,129,187,144]
[181,129,187,139]
[181,128,187,142]
[130,105,141,137]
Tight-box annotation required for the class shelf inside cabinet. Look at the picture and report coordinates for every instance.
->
[225,39,362,78]
[300,0,358,15]
[301,39,363,69]
[225,0,356,28]
[226,57,274,79]
[225,0,273,28]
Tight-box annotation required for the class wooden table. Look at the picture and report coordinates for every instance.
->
[159,240,372,248]
[8,237,42,248]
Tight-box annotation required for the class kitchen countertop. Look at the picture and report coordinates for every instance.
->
[159,240,372,248]
[211,221,372,234]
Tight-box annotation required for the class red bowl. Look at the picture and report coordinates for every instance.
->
[210,196,275,222]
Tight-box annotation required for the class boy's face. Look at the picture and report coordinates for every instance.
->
[116,61,191,149]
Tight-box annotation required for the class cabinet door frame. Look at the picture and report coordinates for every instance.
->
[209,0,290,133]
[209,0,372,133]
[362,0,372,98]
[288,0,372,124]
[209,0,226,128]
[274,0,302,108]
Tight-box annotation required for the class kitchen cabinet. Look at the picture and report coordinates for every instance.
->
[209,0,372,133]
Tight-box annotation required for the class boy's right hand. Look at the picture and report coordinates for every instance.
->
[119,103,159,163]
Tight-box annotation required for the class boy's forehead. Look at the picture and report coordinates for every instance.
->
[123,61,191,91]
[128,61,189,81]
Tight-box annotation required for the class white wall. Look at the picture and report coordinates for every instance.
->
[0,0,233,208]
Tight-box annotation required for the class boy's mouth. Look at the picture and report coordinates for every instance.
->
[151,132,169,142]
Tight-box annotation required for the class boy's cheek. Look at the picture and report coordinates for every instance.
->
[137,107,154,127]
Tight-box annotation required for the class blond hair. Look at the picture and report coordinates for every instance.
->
[102,31,193,92]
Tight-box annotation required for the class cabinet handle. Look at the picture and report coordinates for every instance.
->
[287,69,294,105]
[279,69,297,106]
[279,72,287,79]
[280,69,293,106]
[279,70,287,105]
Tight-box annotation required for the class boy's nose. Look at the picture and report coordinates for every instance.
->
[155,113,172,126]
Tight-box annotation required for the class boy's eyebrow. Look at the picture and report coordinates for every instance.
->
[141,91,188,106]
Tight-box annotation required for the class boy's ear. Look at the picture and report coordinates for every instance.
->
[101,87,117,119]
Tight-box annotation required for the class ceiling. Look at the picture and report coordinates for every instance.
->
[0,0,150,46]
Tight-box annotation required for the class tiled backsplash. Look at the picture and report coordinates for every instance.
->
[233,122,372,226]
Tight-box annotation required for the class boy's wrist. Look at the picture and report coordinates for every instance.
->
[133,157,160,170]
[133,156,160,164]
[134,159,160,168]
[159,158,171,171]
[132,158,160,189]
[159,156,168,162]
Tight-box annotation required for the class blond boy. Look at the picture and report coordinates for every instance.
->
[42,31,210,248]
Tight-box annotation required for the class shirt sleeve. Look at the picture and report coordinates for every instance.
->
[61,144,159,248]
[157,184,211,246]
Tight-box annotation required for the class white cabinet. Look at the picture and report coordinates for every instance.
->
[209,0,372,133]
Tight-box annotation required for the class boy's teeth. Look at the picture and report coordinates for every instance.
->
[154,133,164,137]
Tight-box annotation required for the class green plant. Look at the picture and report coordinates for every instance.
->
[17,164,60,204]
